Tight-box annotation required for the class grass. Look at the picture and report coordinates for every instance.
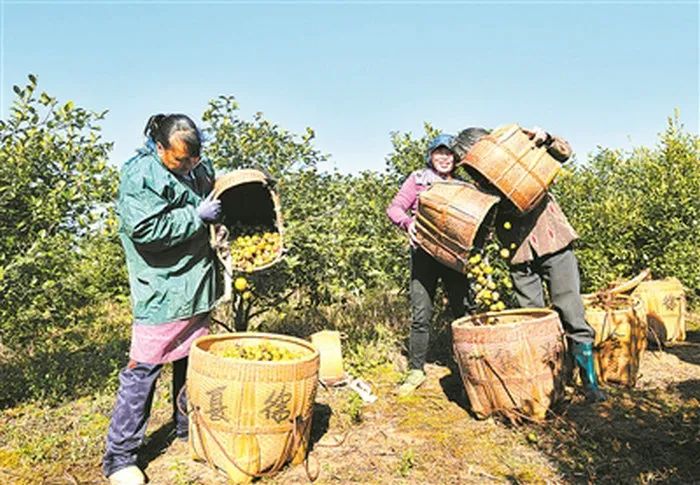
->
[0,303,698,484]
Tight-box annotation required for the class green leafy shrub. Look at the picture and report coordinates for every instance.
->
[0,75,121,352]
[554,115,700,301]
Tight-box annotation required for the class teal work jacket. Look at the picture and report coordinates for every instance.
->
[117,143,217,325]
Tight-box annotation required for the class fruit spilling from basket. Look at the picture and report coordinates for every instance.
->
[466,251,512,316]
[213,341,304,361]
[228,224,282,272]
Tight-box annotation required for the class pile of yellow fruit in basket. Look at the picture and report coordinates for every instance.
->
[228,224,282,272]
[213,342,303,361]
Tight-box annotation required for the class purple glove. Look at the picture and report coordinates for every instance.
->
[196,193,221,223]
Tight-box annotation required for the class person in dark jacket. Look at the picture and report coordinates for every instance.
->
[452,126,606,403]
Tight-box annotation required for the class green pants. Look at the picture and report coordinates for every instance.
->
[510,246,594,344]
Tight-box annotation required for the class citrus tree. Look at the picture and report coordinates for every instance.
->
[0,75,122,352]
[554,114,700,300]
[201,97,407,329]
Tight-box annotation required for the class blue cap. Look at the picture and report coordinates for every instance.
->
[426,133,456,167]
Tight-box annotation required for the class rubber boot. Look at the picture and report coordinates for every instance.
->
[571,341,607,403]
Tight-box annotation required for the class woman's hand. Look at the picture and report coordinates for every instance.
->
[197,192,222,223]
[523,126,550,146]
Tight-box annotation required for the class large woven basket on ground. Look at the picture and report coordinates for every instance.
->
[415,181,500,273]
[604,270,686,343]
[462,124,562,213]
[209,169,284,273]
[452,309,565,422]
[632,278,686,343]
[187,333,319,484]
[582,294,647,387]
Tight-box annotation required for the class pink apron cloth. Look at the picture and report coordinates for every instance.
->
[129,312,210,364]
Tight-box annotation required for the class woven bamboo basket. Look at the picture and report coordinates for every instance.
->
[187,333,319,484]
[632,278,686,343]
[209,169,285,273]
[415,181,500,273]
[462,123,562,213]
[582,294,647,386]
[452,309,565,422]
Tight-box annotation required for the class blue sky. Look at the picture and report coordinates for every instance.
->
[1,1,698,173]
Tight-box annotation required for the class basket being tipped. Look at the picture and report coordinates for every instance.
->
[209,169,285,274]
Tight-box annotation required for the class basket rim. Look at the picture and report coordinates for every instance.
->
[192,332,320,365]
[212,169,271,198]
[451,307,558,330]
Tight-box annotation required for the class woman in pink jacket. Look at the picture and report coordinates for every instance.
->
[387,134,471,396]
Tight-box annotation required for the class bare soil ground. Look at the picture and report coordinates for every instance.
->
[2,321,699,484]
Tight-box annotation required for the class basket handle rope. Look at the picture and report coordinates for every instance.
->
[453,343,565,423]
[177,383,319,482]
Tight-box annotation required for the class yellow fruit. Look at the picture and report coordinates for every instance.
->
[500,248,510,259]
[484,266,494,275]
[469,254,481,265]
[230,228,282,270]
[234,277,248,292]
[242,291,252,300]
[503,221,512,230]
[510,243,516,249]
[215,342,302,361]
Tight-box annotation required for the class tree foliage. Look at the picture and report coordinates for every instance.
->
[201,97,407,320]
[1,75,698,405]
[554,114,700,299]
[0,75,123,350]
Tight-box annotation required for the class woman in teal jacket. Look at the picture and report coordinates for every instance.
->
[103,114,221,485]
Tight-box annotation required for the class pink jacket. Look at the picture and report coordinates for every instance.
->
[386,168,450,231]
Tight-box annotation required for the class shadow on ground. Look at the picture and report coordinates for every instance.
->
[530,382,700,483]
[140,422,177,471]
[664,330,700,366]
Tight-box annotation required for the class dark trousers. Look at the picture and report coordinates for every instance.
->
[409,247,470,370]
[510,246,594,344]
[102,357,188,477]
